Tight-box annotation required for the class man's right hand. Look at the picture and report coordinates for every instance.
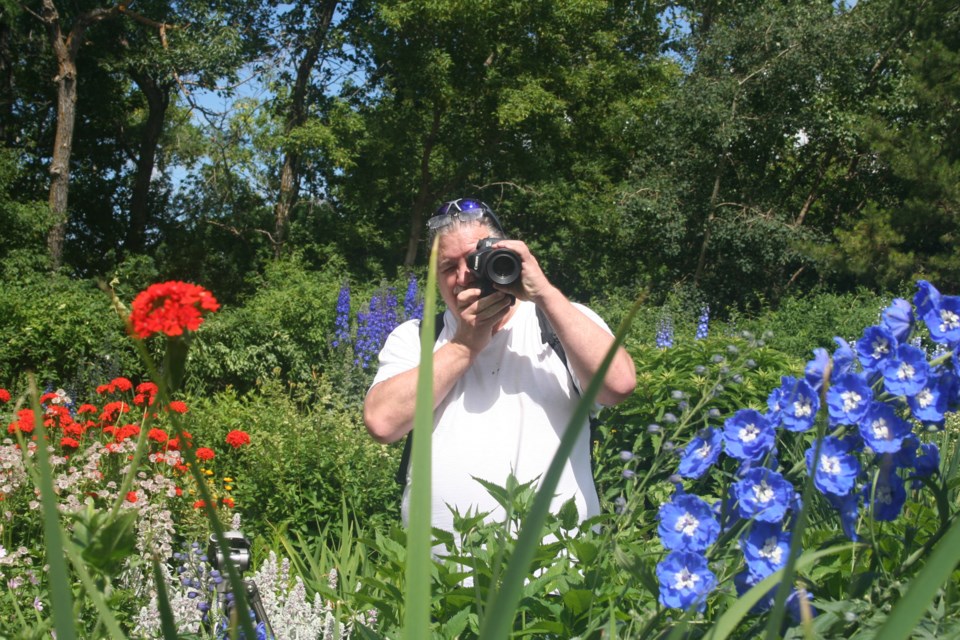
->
[450,288,514,353]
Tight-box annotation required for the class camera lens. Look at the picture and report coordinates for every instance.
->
[486,250,521,285]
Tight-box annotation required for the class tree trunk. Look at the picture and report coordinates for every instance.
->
[36,0,118,270]
[404,106,442,267]
[273,0,338,259]
[0,20,14,145]
[127,71,171,253]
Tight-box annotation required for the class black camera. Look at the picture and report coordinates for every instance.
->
[466,237,522,297]
[207,530,251,574]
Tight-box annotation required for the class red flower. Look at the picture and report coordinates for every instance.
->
[60,437,80,449]
[193,500,206,509]
[134,382,158,407]
[39,392,57,404]
[77,404,98,415]
[167,400,189,414]
[195,447,215,461]
[148,428,168,443]
[225,430,251,449]
[126,491,138,503]
[7,409,36,435]
[111,377,133,392]
[175,486,183,497]
[115,424,141,442]
[222,497,235,508]
[136,381,158,395]
[100,401,130,423]
[0,388,10,403]
[129,281,220,339]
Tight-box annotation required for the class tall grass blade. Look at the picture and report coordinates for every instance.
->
[152,555,181,639]
[27,377,77,640]
[874,514,960,639]
[478,298,642,640]
[404,239,440,640]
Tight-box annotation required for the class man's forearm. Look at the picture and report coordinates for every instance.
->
[363,340,476,443]
[535,286,637,406]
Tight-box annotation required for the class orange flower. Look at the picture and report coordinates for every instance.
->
[129,281,219,339]
[193,500,207,509]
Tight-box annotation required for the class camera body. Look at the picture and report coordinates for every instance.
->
[466,238,522,297]
[207,530,251,575]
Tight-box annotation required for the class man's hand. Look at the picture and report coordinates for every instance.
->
[450,287,513,353]
[489,239,554,303]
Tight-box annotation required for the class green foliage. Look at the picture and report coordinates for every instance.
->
[182,376,401,542]
[0,274,142,394]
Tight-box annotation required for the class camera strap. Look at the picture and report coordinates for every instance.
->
[394,307,594,486]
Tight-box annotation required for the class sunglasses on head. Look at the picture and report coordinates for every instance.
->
[427,198,505,235]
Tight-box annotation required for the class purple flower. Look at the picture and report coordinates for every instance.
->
[923,295,960,345]
[804,348,831,391]
[806,436,861,497]
[881,298,914,342]
[742,522,791,578]
[856,326,898,375]
[826,372,873,426]
[881,344,930,397]
[677,428,722,478]
[858,402,912,454]
[863,465,907,521]
[776,377,819,432]
[403,274,424,320]
[656,317,674,349]
[722,409,775,461]
[658,493,720,552]
[656,551,716,612]
[696,305,710,340]
[733,468,794,523]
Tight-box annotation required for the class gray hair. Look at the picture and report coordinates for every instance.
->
[426,217,504,247]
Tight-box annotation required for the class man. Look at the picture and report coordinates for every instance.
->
[363,198,636,533]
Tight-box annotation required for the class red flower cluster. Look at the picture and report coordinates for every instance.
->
[97,377,133,394]
[195,447,215,461]
[0,388,10,403]
[129,281,220,339]
[225,430,251,448]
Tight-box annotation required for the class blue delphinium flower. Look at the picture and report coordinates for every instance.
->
[907,371,954,424]
[859,402,912,454]
[856,326,898,375]
[775,376,819,432]
[832,337,855,376]
[915,280,942,318]
[658,493,720,552]
[805,436,861,497]
[863,464,907,521]
[354,290,401,368]
[656,551,716,612]
[765,386,784,425]
[881,298,914,342]
[742,522,791,578]
[733,468,794,523]
[403,274,423,320]
[826,372,873,426]
[332,284,351,348]
[677,428,723,478]
[722,409,774,461]
[804,348,831,391]
[923,295,960,345]
[696,305,710,340]
[881,344,930,397]
[827,492,861,541]
[913,442,940,479]
[656,317,674,349]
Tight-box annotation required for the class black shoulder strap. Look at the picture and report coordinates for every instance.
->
[395,307,576,486]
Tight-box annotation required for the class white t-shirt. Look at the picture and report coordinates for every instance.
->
[371,300,606,534]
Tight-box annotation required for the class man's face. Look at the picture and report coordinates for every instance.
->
[435,222,490,315]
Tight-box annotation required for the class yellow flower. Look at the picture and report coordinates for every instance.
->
[223,477,234,483]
